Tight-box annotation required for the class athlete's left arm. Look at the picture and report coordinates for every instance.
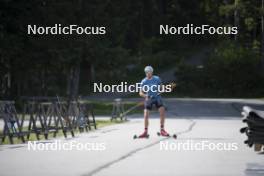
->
[157,76,165,93]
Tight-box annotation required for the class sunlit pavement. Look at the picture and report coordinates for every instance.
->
[0,99,263,176]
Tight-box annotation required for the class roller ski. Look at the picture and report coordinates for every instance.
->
[157,129,177,139]
[133,131,149,139]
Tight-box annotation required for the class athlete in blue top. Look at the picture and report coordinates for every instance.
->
[139,66,170,137]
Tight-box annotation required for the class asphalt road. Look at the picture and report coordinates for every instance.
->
[0,99,263,176]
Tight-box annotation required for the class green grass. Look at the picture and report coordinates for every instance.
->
[0,119,126,145]
[96,119,126,128]
[86,100,142,115]
[15,100,141,120]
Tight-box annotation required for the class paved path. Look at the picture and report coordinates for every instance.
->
[0,99,263,176]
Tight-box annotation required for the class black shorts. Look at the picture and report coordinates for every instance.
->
[144,97,164,110]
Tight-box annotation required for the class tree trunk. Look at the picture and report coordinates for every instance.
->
[41,67,47,96]
[261,0,264,70]
[90,63,95,83]
[223,0,231,25]
[67,61,80,101]
[234,0,239,41]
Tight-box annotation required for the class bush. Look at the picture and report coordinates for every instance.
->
[175,41,264,97]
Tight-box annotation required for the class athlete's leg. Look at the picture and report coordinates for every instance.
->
[159,106,165,128]
[144,109,150,129]
[139,101,151,138]
[138,109,150,138]
[159,106,169,136]
[144,98,152,131]
[155,97,165,128]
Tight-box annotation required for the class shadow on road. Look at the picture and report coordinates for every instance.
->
[129,99,264,119]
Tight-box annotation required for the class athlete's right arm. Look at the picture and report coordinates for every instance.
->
[139,90,147,98]
[139,79,148,99]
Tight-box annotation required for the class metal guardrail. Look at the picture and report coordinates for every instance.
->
[0,98,96,144]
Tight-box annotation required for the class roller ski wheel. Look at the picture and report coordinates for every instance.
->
[157,131,177,139]
[157,132,170,137]
[133,133,149,139]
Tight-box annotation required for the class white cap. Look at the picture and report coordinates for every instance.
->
[144,66,154,73]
